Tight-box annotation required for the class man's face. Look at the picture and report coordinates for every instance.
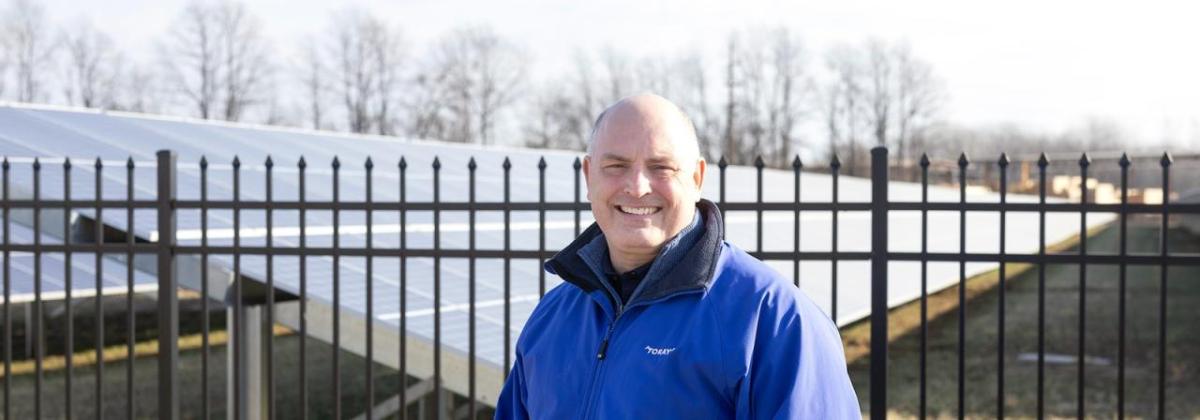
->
[584,103,705,261]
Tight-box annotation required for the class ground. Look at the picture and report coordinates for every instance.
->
[848,219,1200,419]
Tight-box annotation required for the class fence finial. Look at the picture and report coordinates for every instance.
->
[1037,153,1050,168]
[573,157,581,170]
[718,156,728,169]
[1160,152,1173,167]
[502,157,511,170]
[538,156,547,170]
[468,157,477,171]
[397,156,406,170]
[957,152,970,167]
[998,153,1010,168]
[919,153,930,168]
[432,156,441,170]
[33,157,40,170]
[364,157,373,170]
[297,156,307,169]
[63,157,71,169]
[126,156,135,169]
[830,154,841,170]
[1078,153,1091,167]
[265,155,274,169]
[1118,153,1131,168]
[199,156,208,169]
[754,155,765,168]
[331,156,340,169]
[231,156,241,169]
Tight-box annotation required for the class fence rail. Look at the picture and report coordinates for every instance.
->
[0,147,1198,420]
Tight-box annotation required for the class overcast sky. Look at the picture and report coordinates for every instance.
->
[42,0,1200,149]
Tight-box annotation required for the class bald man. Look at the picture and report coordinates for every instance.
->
[495,94,860,419]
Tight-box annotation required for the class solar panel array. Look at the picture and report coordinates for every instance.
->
[0,104,1114,376]
[0,220,157,303]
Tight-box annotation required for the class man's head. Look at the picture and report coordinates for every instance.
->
[584,94,706,271]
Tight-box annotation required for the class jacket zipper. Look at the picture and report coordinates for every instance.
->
[581,303,622,420]
[580,287,706,420]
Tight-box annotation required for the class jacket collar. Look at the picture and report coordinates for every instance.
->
[544,199,725,306]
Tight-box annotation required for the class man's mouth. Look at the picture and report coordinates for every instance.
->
[617,205,660,216]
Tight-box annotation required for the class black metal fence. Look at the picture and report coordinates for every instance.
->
[1,147,1198,420]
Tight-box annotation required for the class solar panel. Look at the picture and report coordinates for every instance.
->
[0,220,158,304]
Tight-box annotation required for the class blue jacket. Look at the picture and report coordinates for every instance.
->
[495,200,861,419]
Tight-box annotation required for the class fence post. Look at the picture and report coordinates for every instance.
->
[157,150,179,420]
[869,146,888,420]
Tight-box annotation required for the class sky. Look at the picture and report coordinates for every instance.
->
[41,0,1200,150]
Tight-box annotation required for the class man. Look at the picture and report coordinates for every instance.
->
[495,94,860,419]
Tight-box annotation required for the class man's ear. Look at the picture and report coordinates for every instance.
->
[583,155,593,200]
[692,158,706,200]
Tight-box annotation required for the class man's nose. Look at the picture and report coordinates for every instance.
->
[623,167,652,197]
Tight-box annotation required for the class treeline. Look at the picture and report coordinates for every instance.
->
[7,0,1126,174]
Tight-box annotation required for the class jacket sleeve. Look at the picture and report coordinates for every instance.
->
[733,291,862,419]
[493,350,530,420]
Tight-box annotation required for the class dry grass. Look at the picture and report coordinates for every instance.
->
[847,220,1200,418]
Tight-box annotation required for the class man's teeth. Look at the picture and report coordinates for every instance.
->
[620,206,658,215]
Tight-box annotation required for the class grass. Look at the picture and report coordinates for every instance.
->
[1,332,429,419]
[847,219,1200,419]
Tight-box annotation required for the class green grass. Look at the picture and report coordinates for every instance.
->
[848,220,1200,419]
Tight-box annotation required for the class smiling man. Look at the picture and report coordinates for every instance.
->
[495,94,860,419]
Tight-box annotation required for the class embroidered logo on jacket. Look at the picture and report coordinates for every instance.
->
[644,346,676,356]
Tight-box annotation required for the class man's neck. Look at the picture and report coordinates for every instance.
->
[608,249,658,274]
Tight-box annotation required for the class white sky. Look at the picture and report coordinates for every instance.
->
[42,0,1200,150]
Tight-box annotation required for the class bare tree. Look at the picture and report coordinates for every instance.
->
[862,39,893,150]
[893,42,944,163]
[423,25,526,144]
[771,30,805,166]
[722,34,739,164]
[754,27,806,167]
[521,49,608,151]
[567,50,604,144]
[61,21,122,108]
[524,80,587,150]
[370,24,404,135]
[111,64,164,113]
[636,55,677,99]
[823,44,867,174]
[298,40,326,129]
[160,1,271,121]
[821,39,944,173]
[674,50,720,160]
[326,9,405,134]
[712,28,809,167]
[161,1,219,118]
[214,1,270,121]
[598,46,635,104]
[736,34,768,162]
[405,69,451,140]
[3,0,56,102]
